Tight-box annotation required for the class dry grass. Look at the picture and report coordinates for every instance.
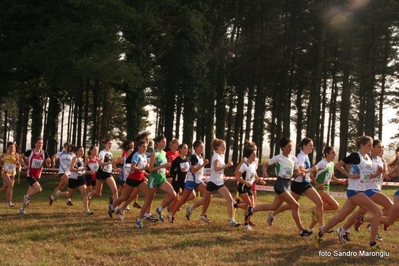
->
[0,177,398,266]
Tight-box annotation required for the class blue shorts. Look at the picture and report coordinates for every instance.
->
[185,180,205,191]
[346,190,363,198]
[364,189,380,198]
[394,190,399,197]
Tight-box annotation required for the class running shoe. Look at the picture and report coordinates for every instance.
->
[186,206,193,220]
[244,206,253,221]
[167,212,174,223]
[305,229,314,236]
[299,230,311,237]
[67,200,73,206]
[156,208,164,222]
[49,196,54,206]
[135,220,145,230]
[133,202,142,209]
[85,210,94,217]
[117,209,124,220]
[200,215,211,223]
[23,195,30,207]
[370,244,384,252]
[145,215,158,222]
[243,224,252,231]
[267,211,274,226]
[336,228,345,244]
[354,214,364,231]
[314,232,322,249]
[125,205,131,211]
[311,207,317,223]
[367,224,383,241]
[343,231,351,242]
[229,219,241,227]
[19,207,26,215]
[8,202,14,207]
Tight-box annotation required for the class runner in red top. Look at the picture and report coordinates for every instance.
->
[166,139,180,184]
[19,137,51,214]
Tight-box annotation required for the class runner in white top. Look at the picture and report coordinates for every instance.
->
[315,136,384,252]
[49,142,74,206]
[245,137,310,237]
[178,140,211,223]
[235,145,265,230]
[56,146,93,216]
[200,138,241,227]
[89,138,120,216]
[340,140,393,240]
[272,138,324,234]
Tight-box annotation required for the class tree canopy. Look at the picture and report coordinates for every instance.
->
[1,0,399,162]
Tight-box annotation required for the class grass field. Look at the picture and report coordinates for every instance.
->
[0,176,398,266]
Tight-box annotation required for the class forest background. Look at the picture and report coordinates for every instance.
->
[1,0,399,164]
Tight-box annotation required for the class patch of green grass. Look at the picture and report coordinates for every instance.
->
[0,176,398,265]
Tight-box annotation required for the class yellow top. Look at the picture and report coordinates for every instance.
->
[2,154,18,177]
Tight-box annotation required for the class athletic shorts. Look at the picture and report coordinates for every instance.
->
[206,181,224,192]
[364,189,380,198]
[172,180,185,193]
[126,178,144,187]
[85,175,95,186]
[290,182,312,195]
[394,190,399,197]
[119,179,126,186]
[238,183,253,196]
[148,175,167,189]
[346,189,363,198]
[68,177,85,189]
[185,180,204,191]
[27,176,40,186]
[96,171,112,181]
[274,177,291,195]
[58,173,65,178]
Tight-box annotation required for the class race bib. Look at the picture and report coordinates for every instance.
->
[5,163,15,172]
[124,164,131,177]
[158,168,166,174]
[89,163,99,171]
[324,173,332,184]
[180,162,190,172]
[32,159,43,169]
[282,166,292,179]
[362,171,371,182]
[103,164,112,173]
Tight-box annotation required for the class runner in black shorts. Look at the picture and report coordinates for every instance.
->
[245,137,311,237]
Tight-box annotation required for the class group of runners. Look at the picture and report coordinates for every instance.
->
[1,133,399,252]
